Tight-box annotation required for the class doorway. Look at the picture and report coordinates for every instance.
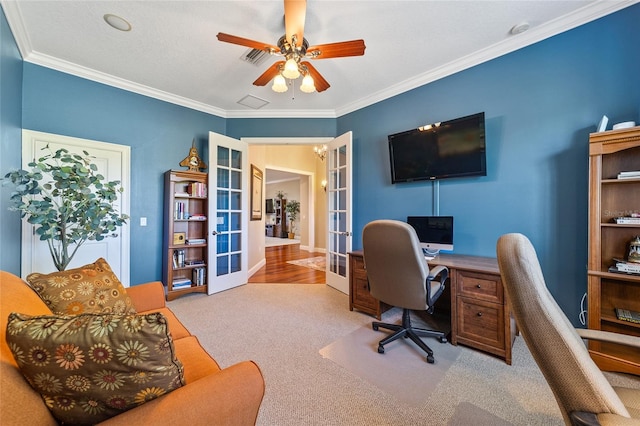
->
[245,137,331,284]
[248,166,326,284]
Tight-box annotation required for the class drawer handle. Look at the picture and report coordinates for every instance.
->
[477,312,483,317]
[476,284,481,288]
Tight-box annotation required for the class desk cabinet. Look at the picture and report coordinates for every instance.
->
[453,269,512,364]
[348,251,515,364]
[349,253,390,319]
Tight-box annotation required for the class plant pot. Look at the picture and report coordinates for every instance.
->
[288,232,295,239]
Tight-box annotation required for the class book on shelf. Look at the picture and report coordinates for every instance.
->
[617,170,640,179]
[189,214,207,221]
[171,278,192,289]
[186,238,206,245]
[614,217,640,224]
[610,258,640,275]
[173,249,185,268]
[174,201,189,220]
[615,308,640,324]
[192,267,206,286]
[186,182,207,197]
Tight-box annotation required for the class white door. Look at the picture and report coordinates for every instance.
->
[325,132,353,294]
[20,130,131,285]
[207,132,249,294]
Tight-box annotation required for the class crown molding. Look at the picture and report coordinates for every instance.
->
[1,0,31,59]
[4,0,637,120]
[23,50,229,118]
[225,108,337,119]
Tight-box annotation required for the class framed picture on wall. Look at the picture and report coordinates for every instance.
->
[251,164,263,220]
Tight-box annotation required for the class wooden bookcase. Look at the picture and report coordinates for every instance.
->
[274,197,287,238]
[162,170,209,300]
[587,126,640,375]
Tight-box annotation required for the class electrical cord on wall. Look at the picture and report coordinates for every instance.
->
[579,292,587,326]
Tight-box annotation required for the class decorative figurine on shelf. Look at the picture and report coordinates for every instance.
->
[628,236,640,264]
[179,140,207,172]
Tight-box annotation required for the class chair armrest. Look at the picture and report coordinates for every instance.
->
[570,411,600,426]
[99,360,265,426]
[576,328,640,349]
[126,281,166,312]
[427,265,448,283]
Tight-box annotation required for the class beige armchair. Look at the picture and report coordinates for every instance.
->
[496,233,640,426]
[362,219,449,364]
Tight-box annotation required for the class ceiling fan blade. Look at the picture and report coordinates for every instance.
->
[253,61,285,86]
[216,33,278,53]
[284,0,306,47]
[300,61,330,92]
[307,40,366,59]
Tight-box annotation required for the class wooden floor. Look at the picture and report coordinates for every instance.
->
[248,244,326,284]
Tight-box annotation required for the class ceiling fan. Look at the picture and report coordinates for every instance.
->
[216,0,365,93]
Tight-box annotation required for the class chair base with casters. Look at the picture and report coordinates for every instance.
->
[372,308,448,364]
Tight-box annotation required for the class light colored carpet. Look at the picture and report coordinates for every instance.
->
[286,255,326,271]
[167,283,638,425]
[448,402,513,425]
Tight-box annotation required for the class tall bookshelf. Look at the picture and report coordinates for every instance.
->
[587,125,640,375]
[163,170,209,300]
[274,197,287,238]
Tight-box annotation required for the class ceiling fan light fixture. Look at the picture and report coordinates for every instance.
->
[282,58,301,79]
[272,74,288,92]
[300,74,316,93]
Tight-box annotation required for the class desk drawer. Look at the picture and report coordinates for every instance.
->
[457,270,503,303]
[456,296,504,350]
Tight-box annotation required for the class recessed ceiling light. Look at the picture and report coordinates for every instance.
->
[510,22,530,35]
[104,14,132,32]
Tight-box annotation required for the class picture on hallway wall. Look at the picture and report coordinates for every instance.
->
[251,164,263,220]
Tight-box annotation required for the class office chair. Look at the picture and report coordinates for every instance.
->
[497,233,640,426]
[362,220,448,364]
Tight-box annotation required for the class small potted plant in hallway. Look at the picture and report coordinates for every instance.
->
[285,199,300,239]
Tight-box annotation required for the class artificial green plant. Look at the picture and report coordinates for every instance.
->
[3,145,128,271]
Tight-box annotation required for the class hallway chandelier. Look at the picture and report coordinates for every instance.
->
[314,144,327,161]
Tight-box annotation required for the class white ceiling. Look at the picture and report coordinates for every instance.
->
[3,1,637,119]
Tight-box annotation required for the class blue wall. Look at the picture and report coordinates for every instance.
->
[2,5,640,324]
[227,118,335,139]
[337,6,640,323]
[0,8,23,274]
[19,64,226,284]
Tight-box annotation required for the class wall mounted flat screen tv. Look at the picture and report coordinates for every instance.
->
[388,112,486,183]
[265,198,275,214]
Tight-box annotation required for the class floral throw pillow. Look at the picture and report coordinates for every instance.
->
[6,312,185,425]
[26,258,136,316]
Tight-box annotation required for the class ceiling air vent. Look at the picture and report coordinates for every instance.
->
[240,48,270,66]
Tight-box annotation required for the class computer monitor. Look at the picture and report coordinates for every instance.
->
[407,216,454,256]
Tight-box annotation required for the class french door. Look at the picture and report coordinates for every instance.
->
[207,132,249,294]
[325,132,352,294]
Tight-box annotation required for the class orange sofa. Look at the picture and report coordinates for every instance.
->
[0,271,265,425]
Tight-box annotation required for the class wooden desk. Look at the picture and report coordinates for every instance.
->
[348,251,516,364]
